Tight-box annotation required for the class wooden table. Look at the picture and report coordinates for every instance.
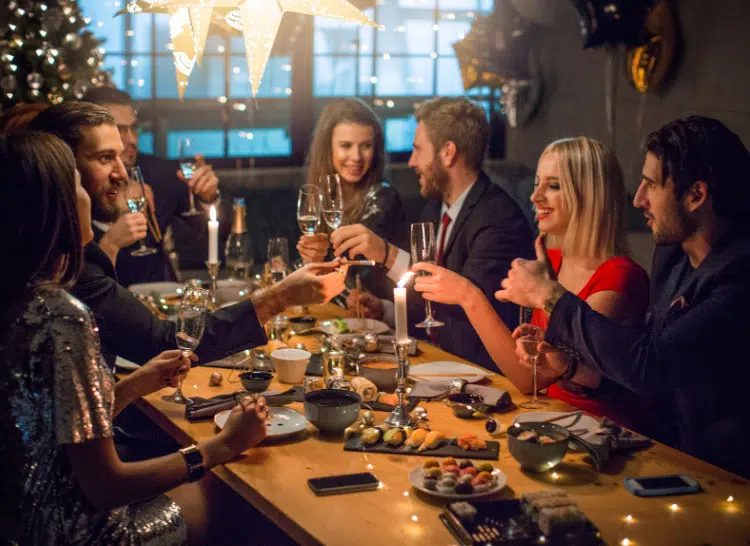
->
[135,304,750,545]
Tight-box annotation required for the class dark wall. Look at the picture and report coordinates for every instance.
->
[505,0,750,194]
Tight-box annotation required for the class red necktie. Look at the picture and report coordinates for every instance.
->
[436,212,452,266]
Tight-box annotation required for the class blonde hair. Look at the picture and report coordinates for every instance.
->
[306,98,385,225]
[540,137,628,260]
[415,96,489,172]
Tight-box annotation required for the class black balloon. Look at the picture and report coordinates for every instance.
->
[571,0,655,49]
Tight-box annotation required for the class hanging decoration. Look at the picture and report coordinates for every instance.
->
[452,0,542,129]
[626,0,678,94]
[0,0,106,110]
[123,1,379,99]
[570,0,654,49]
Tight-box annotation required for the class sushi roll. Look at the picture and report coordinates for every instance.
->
[442,457,458,467]
[458,474,474,485]
[537,506,586,536]
[458,460,474,469]
[422,477,438,490]
[476,462,494,474]
[454,482,474,495]
[422,459,440,470]
[442,465,461,477]
[425,467,442,479]
[436,478,457,494]
[460,466,478,478]
[450,502,477,524]
[472,482,491,494]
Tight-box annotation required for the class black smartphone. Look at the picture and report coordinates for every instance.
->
[308,472,379,496]
[623,474,701,497]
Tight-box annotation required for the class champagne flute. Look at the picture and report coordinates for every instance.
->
[518,324,548,410]
[179,138,201,217]
[321,174,344,231]
[125,166,158,257]
[163,287,210,404]
[267,237,289,284]
[411,222,444,328]
[296,184,322,269]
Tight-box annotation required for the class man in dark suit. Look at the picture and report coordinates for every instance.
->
[498,116,750,478]
[30,102,347,370]
[82,86,219,287]
[331,97,533,371]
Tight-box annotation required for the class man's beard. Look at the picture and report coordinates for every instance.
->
[652,201,697,246]
[419,158,449,200]
[91,186,122,223]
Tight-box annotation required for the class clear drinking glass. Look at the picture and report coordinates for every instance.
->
[162,287,210,404]
[296,184,322,269]
[125,166,158,257]
[321,174,344,231]
[179,138,201,217]
[411,222,444,329]
[518,324,548,410]
[267,237,289,284]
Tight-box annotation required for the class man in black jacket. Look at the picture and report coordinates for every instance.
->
[498,116,750,478]
[331,97,533,371]
[81,87,219,287]
[30,102,347,370]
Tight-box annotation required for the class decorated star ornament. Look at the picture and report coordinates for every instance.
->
[124,1,379,98]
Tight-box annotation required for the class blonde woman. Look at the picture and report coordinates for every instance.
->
[413,137,651,429]
[297,98,405,297]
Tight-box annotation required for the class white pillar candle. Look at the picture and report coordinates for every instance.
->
[208,205,219,264]
[394,286,408,343]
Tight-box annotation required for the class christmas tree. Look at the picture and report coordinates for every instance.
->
[0,0,107,111]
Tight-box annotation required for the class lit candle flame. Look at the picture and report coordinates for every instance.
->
[398,271,415,288]
[669,503,679,512]
[727,496,734,502]
[209,204,217,222]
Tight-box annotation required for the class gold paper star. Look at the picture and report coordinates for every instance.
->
[135,0,379,98]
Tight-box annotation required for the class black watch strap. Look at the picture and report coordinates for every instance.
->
[179,444,206,482]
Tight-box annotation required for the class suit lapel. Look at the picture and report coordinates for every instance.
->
[442,173,490,263]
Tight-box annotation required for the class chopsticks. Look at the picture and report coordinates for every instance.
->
[355,273,362,320]
[410,373,484,378]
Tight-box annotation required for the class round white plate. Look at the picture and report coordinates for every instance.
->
[410,361,489,383]
[319,318,390,335]
[214,406,308,439]
[409,465,507,500]
[129,282,184,299]
[115,356,139,371]
[512,411,602,443]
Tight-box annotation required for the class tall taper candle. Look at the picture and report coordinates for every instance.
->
[394,286,408,342]
[208,205,219,264]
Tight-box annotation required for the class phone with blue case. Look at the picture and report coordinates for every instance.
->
[624,474,701,497]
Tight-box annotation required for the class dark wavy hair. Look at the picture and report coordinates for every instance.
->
[646,116,750,220]
[28,101,115,152]
[0,132,82,301]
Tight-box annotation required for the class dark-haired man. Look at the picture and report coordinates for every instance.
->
[499,116,750,477]
[332,97,533,370]
[81,86,219,287]
[29,102,346,370]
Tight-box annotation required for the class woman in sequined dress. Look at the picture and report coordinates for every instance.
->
[0,132,269,545]
[296,98,406,299]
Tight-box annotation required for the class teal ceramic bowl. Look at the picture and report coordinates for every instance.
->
[507,422,570,472]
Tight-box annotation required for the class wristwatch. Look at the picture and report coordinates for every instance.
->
[543,283,567,318]
[179,444,206,482]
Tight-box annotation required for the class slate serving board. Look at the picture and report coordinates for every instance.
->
[344,436,500,460]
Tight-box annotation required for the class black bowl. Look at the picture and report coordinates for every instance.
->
[507,422,570,472]
[239,371,273,393]
[289,316,316,333]
[445,393,487,418]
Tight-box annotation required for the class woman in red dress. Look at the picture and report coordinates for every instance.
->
[413,137,652,431]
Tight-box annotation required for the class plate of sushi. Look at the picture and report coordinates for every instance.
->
[319,318,390,335]
[214,406,308,439]
[409,458,507,500]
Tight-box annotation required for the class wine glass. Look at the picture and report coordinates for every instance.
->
[296,184,322,269]
[162,287,210,404]
[125,166,158,257]
[321,174,344,231]
[267,237,289,284]
[411,222,444,329]
[518,324,548,410]
[179,138,201,217]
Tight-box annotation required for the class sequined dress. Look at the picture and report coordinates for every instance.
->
[0,287,186,545]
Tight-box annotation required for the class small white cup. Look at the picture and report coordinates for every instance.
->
[271,348,310,384]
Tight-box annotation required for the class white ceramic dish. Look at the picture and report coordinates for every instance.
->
[214,407,308,439]
[115,356,139,371]
[319,318,390,335]
[409,465,507,500]
[128,282,184,299]
[409,361,489,384]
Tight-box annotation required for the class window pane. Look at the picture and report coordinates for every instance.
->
[125,56,152,100]
[154,14,171,54]
[229,56,292,99]
[385,117,418,152]
[102,54,126,90]
[437,17,472,55]
[80,0,125,52]
[314,57,357,97]
[376,18,434,55]
[314,22,360,55]
[131,14,153,53]
[183,57,226,100]
[139,132,154,155]
[167,131,224,159]
[436,57,465,96]
[228,129,292,157]
[155,57,179,99]
[376,57,434,96]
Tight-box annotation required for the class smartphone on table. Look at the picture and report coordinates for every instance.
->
[308,472,379,496]
[623,474,701,497]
